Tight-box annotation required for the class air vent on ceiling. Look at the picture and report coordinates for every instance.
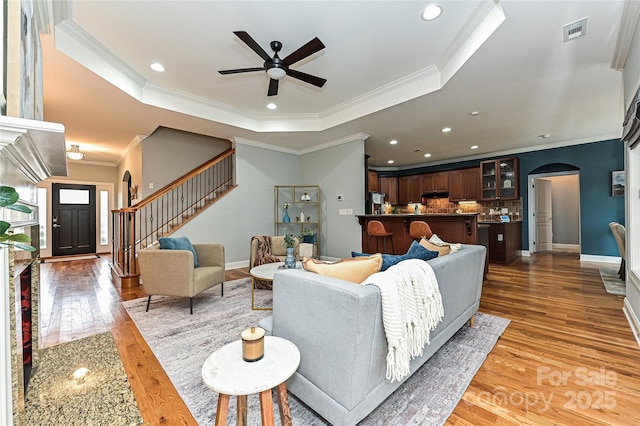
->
[563,17,587,42]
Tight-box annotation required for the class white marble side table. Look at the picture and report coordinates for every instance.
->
[202,336,300,426]
[250,262,301,310]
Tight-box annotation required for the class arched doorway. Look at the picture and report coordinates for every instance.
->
[122,171,132,208]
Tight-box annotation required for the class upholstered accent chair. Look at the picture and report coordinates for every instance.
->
[249,235,300,269]
[137,243,225,314]
[609,222,626,281]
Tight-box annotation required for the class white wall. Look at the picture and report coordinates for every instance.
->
[622,13,640,347]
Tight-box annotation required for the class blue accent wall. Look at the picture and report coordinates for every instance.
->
[518,139,625,256]
[378,139,625,256]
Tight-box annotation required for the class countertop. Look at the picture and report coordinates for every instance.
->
[356,213,479,218]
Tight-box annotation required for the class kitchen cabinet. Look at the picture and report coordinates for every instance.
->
[367,169,379,192]
[449,168,480,201]
[486,221,522,265]
[480,157,519,200]
[379,176,398,205]
[398,175,422,205]
[421,171,449,193]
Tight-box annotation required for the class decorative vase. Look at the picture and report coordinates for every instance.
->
[283,208,291,223]
[284,247,296,269]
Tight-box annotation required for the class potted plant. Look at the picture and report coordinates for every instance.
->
[301,228,317,244]
[0,186,35,252]
[283,231,297,269]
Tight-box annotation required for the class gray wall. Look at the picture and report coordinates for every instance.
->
[141,127,231,198]
[549,174,580,245]
[177,138,365,264]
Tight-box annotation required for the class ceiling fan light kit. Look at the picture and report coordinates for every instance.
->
[219,31,327,96]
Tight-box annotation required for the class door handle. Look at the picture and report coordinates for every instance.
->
[52,224,61,228]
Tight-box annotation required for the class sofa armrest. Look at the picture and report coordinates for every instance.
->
[194,244,225,268]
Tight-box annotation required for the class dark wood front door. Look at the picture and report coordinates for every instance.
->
[52,183,96,256]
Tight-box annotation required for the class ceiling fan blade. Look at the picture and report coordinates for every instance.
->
[233,31,272,61]
[218,67,265,75]
[283,37,325,66]
[286,69,327,88]
[268,79,279,96]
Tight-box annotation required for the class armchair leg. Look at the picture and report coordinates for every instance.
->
[221,282,224,297]
[146,296,151,312]
[190,297,193,315]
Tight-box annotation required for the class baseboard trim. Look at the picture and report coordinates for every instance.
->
[580,254,621,264]
[552,243,580,251]
[226,260,249,270]
[520,250,531,257]
[623,298,640,348]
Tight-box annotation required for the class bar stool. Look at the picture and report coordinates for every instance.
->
[367,220,394,253]
[409,221,433,240]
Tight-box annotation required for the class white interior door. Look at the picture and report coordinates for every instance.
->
[535,178,553,252]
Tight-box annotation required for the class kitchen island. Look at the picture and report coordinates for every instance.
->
[356,213,479,254]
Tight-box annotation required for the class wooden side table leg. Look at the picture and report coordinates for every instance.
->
[215,393,230,426]
[275,382,293,426]
[236,395,248,426]
[259,389,275,426]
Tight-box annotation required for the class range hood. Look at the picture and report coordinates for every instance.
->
[421,191,449,202]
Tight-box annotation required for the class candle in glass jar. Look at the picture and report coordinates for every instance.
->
[241,326,265,362]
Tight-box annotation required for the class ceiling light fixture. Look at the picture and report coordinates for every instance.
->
[538,133,551,139]
[470,111,480,116]
[387,160,394,164]
[266,66,287,80]
[266,103,277,110]
[470,145,479,150]
[422,4,443,21]
[66,145,85,160]
[150,62,165,72]
[441,127,452,133]
[390,140,398,145]
[424,153,432,158]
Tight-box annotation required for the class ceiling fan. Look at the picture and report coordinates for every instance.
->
[218,31,327,97]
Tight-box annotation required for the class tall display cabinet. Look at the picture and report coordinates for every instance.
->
[275,185,320,256]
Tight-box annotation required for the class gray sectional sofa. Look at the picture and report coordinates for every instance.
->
[260,244,486,426]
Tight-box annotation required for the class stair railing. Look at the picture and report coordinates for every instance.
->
[111,148,235,282]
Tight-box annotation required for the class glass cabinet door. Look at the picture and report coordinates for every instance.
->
[481,161,497,200]
[499,159,517,199]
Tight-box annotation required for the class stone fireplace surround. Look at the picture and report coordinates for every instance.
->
[0,115,67,425]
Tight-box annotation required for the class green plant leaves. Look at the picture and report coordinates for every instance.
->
[0,186,19,207]
[0,221,9,235]
[6,204,32,214]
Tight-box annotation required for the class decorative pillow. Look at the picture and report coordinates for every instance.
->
[302,254,382,284]
[428,234,461,253]
[419,237,451,256]
[351,241,438,271]
[158,236,199,268]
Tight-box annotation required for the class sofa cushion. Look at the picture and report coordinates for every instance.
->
[352,241,438,271]
[302,254,382,283]
[158,236,199,267]
[419,238,451,256]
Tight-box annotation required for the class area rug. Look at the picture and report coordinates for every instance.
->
[599,266,626,296]
[42,254,100,263]
[123,278,509,425]
[24,332,142,425]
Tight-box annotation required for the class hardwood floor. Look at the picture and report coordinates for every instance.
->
[38,253,640,425]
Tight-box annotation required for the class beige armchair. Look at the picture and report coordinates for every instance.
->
[250,235,299,269]
[609,222,626,281]
[138,243,225,314]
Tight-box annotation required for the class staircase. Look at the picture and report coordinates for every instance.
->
[110,148,236,287]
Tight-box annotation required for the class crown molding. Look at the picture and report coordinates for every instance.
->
[234,132,369,157]
[116,134,147,166]
[611,0,640,71]
[0,116,67,183]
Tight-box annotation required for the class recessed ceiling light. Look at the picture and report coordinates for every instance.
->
[390,139,398,145]
[538,133,551,139]
[266,103,277,110]
[387,160,394,164]
[470,145,479,150]
[150,62,165,72]
[441,127,452,133]
[424,153,432,158]
[470,111,480,116]
[422,4,443,21]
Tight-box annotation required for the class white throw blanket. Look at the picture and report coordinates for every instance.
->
[362,259,444,382]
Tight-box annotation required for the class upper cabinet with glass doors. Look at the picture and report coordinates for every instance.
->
[480,157,519,200]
